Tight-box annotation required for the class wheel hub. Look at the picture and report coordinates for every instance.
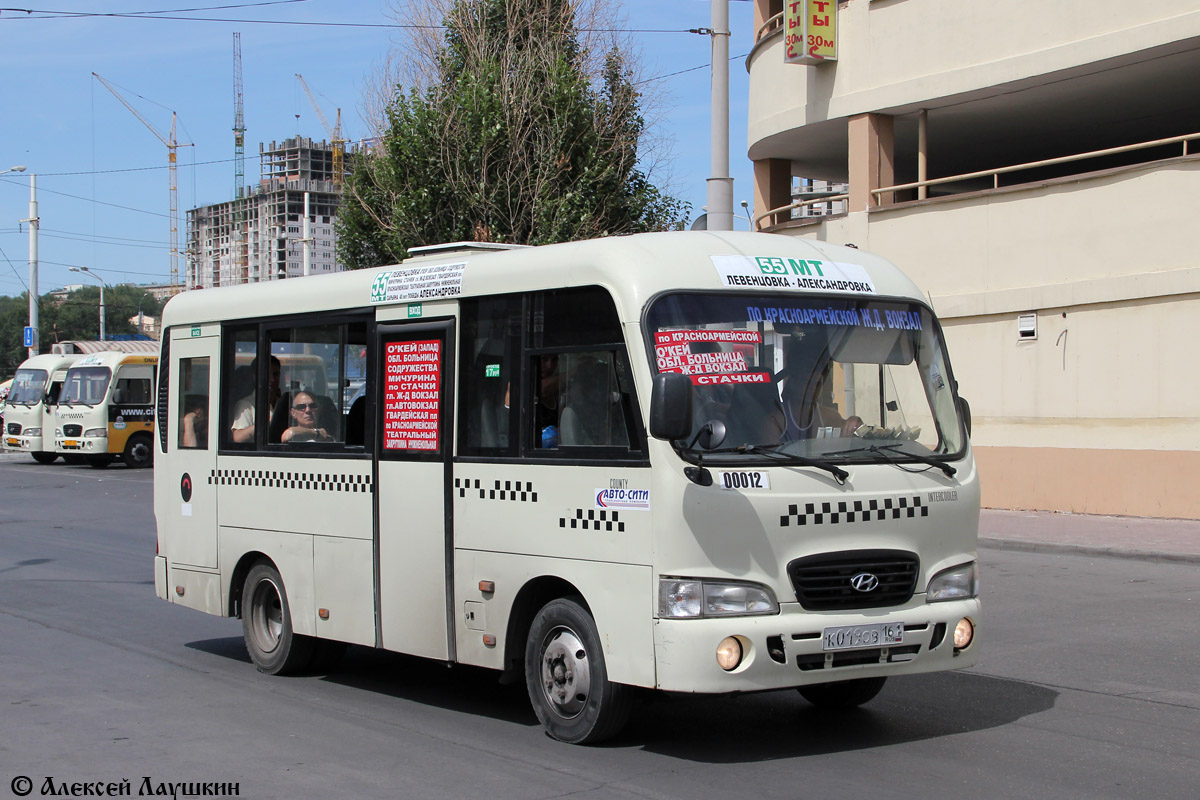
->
[540,627,590,718]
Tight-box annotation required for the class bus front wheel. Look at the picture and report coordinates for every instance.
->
[241,562,313,675]
[31,452,58,464]
[123,433,153,468]
[798,677,887,708]
[524,597,631,744]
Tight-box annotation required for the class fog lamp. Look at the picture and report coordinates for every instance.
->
[953,617,975,649]
[715,636,743,671]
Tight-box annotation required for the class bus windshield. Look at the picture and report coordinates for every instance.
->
[646,293,965,464]
[8,369,49,405]
[60,367,112,406]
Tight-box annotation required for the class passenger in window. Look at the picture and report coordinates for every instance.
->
[535,353,561,448]
[281,391,334,443]
[181,394,208,449]
[230,356,281,444]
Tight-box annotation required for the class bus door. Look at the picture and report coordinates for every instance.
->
[166,333,219,570]
[375,321,455,659]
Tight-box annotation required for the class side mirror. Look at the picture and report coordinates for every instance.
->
[649,373,693,440]
[958,396,972,437]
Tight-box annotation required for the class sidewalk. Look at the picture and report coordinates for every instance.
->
[980,508,1200,565]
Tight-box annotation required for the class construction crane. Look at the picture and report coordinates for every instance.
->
[295,73,345,184]
[233,32,246,200]
[92,72,189,288]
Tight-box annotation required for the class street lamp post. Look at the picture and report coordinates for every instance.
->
[3,165,36,357]
[69,267,106,341]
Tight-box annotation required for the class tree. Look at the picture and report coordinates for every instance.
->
[0,287,162,377]
[337,0,687,269]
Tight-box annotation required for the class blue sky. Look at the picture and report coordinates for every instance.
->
[0,0,755,296]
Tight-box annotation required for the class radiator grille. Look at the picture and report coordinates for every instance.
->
[63,424,83,437]
[6,423,20,435]
[787,550,919,610]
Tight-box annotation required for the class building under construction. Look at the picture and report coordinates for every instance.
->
[186,137,355,289]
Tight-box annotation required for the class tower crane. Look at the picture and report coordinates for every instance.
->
[92,73,191,288]
[233,32,246,200]
[295,73,345,184]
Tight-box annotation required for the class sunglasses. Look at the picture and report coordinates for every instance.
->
[292,402,318,411]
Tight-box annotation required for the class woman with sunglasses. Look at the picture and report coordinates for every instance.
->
[281,391,333,443]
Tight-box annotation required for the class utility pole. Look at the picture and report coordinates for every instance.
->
[706,0,734,231]
[25,174,39,358]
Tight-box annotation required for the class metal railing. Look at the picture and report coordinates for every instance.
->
[755,194,850,230]
[872,131,1200,202]
[756,12,784,42]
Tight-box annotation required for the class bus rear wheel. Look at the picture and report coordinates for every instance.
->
[242,562,313,675]
[525,597,631,744]
[31,452,58,464]
[123,433,153,468]
[797,677,887,708]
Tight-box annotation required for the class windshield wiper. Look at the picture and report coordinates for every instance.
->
[821,442,957,477]
[704,442,849,484]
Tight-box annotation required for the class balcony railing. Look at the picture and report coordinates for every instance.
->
[757,12,784,43]
[755,194,850,230]
[871,131,1200,203]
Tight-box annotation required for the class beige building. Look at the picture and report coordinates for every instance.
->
[748,0,1200,518]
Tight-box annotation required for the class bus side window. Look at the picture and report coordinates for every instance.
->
[458,295,522,457]
[179,357,211,450]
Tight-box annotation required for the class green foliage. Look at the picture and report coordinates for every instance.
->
[337,0,687,269]
[0,286,162,376]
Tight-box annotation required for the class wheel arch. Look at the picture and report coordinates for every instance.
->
[228,551,273,618]
[500,575,587,684]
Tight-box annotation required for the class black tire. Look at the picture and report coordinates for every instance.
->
[86,455,113,469]
[241,561,313,675]
[798,677,887,708]
[123,432,154,468]
[525,597,631,744]
[31,451,58,464]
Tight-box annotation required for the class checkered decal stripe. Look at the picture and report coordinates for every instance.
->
[780,496,928,526]
[560,509,624,532]
[454,477,537,503]
[209,469,373,493]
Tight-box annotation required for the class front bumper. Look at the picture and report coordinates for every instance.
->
[5,434,43,453]
[653,597,980,693]
[56,434,108,454]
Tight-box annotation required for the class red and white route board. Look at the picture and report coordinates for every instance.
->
[383,339,441,451]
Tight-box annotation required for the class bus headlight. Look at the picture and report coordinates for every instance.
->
[84,428,106,438]
[658,578,778,618]
[23,428,40,436]
[927,562,978,602]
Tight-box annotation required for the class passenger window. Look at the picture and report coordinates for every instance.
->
[178,357,210,450]
[222,326,259,449]
[458,295,522,457]
[459,286,643,459]
[220,318,368,452]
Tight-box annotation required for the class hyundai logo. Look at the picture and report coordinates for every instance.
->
[850,572,880,592]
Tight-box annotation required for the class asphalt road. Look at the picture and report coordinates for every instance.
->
[1,454,1197,799]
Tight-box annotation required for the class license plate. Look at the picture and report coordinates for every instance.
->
[63,440,78,448]
[5,438,18,447]
[822,622,904,651]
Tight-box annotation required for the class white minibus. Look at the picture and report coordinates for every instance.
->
[153,231,980,743]
[55,352,158,468]
[4,353,83,463]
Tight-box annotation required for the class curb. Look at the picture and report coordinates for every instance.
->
[979,536,1200,566]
